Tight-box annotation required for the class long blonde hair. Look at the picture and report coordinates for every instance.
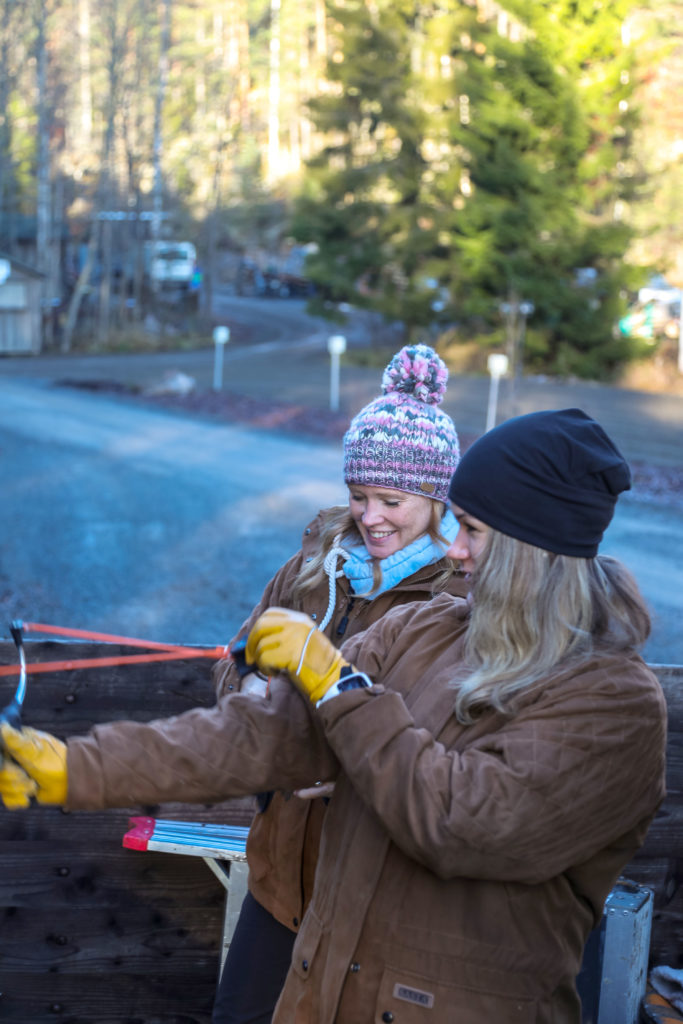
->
[290,502,455,607]
[454,529,651,723]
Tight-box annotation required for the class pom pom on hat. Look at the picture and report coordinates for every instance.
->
[382,344,448,405]
[343,344,460,503]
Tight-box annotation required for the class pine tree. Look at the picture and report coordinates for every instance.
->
[293,0,647,377]
[428,0,647,375]
[418,4,589,349]
[291,0,438,333]
[513,0,645,373]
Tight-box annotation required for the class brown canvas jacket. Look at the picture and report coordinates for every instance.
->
[211,509,470,930]
[66,594,667,1023]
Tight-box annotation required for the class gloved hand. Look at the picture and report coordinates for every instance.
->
[0,723,68,805]
[245,607,349,704]
[0,757,38,809]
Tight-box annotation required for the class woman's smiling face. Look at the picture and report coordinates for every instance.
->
[348,484,435,559]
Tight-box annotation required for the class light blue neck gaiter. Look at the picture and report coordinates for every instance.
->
[342,508,457,598]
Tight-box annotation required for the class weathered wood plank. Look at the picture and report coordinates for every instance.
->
[0,802,254,843]
[0,903,221,968]
[0,843,225,909]
[0,971,216,1023]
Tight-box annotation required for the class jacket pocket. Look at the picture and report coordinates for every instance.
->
[374,965,537,1023]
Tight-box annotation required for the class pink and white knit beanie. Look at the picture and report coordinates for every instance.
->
[343,344,460,503]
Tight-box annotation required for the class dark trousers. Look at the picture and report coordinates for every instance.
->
[212,890,297,1024]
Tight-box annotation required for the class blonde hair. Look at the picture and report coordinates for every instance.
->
[455,529,651,723]
[290,501,455,607]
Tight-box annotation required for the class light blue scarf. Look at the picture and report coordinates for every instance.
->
[342,508,457,598]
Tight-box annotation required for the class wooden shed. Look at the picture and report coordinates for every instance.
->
[0,253,44,354]
[0,641,680,1023]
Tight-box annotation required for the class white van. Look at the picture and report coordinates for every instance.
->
[144,241,198,292]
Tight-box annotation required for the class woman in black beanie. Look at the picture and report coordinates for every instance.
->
[0,408,667,1023]
[446,406,651,723]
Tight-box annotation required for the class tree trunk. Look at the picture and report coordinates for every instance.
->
[152,0,171,247]
[266,0,281,182]
[0,0,16,244]
[61,221,99,352]
[35,0,52,347]
[97,214,113,342]
[148,0,171,332]
[78,0,92,149]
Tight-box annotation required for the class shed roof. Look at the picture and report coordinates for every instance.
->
[0,250,45,279]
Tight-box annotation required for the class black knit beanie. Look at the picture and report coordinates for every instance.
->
[448,408,631,557]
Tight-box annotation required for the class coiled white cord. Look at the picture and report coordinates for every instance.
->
[317,534,350,632]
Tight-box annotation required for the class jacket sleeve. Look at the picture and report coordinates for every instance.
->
[319,647,667,885]
[212,547,307,697]
[66,676,339,811]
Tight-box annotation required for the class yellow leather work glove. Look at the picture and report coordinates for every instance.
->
[245,607,349,704]
[0,756,38,809]
[0,723,68,805]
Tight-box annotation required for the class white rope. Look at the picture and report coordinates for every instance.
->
[317,534,350,632]
[296,625,318,677]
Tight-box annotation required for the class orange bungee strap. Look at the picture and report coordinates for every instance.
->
[0,620,230,678]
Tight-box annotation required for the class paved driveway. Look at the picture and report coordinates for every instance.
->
[0,369,680,665]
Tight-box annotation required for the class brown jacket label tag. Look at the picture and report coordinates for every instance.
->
[393,982,435,1008]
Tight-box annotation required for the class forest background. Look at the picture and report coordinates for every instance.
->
[1,0,682,384]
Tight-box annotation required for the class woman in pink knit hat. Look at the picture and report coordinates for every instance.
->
[207,343,465,1023]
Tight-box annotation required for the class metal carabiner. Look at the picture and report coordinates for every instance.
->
[1,620,27,729]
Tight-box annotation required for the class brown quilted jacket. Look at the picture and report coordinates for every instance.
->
[211,509,469,930]
[66,594,667,1023]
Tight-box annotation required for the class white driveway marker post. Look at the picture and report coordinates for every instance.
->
[486,353,509,432]
[328,334,347,412]
[213,326,231,390]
